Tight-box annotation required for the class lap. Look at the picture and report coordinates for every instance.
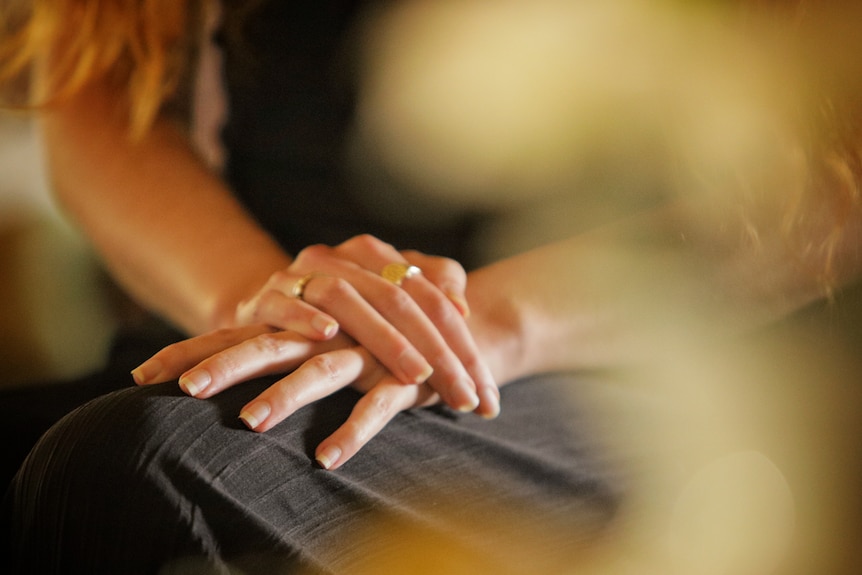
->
[3,372,619,574]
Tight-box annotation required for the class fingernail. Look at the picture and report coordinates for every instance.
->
[311,315,338,337]
[456,380,480,413]
[447,292,470,318]
[398,349,433,384]
[316,445,342,470]
[131,359,162,385]
[179,369,211,397]
[478,386,501,419]
[239,401,271,430]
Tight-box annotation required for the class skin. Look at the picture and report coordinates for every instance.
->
[133,205,862,470]
[134,244,555,470]
[41,78,498,417]
[40,55,862,473]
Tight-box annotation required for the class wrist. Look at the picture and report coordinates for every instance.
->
[207,253,293,333]
[465,267,530,385]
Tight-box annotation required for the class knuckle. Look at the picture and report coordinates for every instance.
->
[365,391,395,419]
[419,252,465,282]
[272,380,302,411]
[386,287,415,315]
[305,353,341,383]
[439,257,467,281]
[352,233,385,252]
[249,332,291,357]
[423,292,459,325]
[314,276,353,307]
[337,419,368,446]
[295,243,330,266]
[344,403,393,444]
[207,352,242,380]
[253,290,280,319]
[342,234,365,250]
[269,269,292,287]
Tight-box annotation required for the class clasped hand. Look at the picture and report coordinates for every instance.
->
[132,235,499,469]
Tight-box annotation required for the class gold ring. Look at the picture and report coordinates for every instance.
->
[380,263,421,287]
[292,273,319,300]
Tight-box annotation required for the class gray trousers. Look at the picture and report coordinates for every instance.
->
[3,372,619,574]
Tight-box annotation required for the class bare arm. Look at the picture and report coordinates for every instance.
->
[44,79,498,415]
[466,198,862,385]
[42,79,290,335]
[130,190,862,469]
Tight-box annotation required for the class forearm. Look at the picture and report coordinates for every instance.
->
[42,80,291,335]
[466,200,862,385]
[465,236,631,385]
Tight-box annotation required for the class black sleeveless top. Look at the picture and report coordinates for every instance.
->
[218,0,484,267]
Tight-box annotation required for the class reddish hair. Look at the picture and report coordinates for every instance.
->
[0,0,197,138]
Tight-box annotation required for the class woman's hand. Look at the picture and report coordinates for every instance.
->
[232,234,499,418]
[134,325,441,470]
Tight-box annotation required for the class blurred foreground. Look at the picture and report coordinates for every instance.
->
[1,0,860,572]
[347,1,862,573]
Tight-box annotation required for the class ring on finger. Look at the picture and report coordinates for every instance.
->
[292,273,321,300]
[380,263,421,287]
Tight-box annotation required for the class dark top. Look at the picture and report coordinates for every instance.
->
[218,0,484,267]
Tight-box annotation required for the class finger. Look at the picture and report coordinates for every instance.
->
[391,259,499,417]
[294,237,496,415]
[176,331,350,398]
[396,278,500,419]
[329,234,399,268]
[330,238,487,408]
[264,251,432,385]
[314,377,438,471]
[254,286,339,339]
[304,273,483,412]
[249,253,435,387]
[334,237,469,317]
[236,269,339,338]
[131,324,276,385]
[401,249,470,318]
[304,272,442,383]
[332,244,497,417]
[238,345,377,433]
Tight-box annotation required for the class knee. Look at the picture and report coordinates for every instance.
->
[14,384,202,496]
[4,384,227,572]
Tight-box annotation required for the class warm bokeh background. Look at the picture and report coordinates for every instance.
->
[2,0,861,572]
[0,112,116,386]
